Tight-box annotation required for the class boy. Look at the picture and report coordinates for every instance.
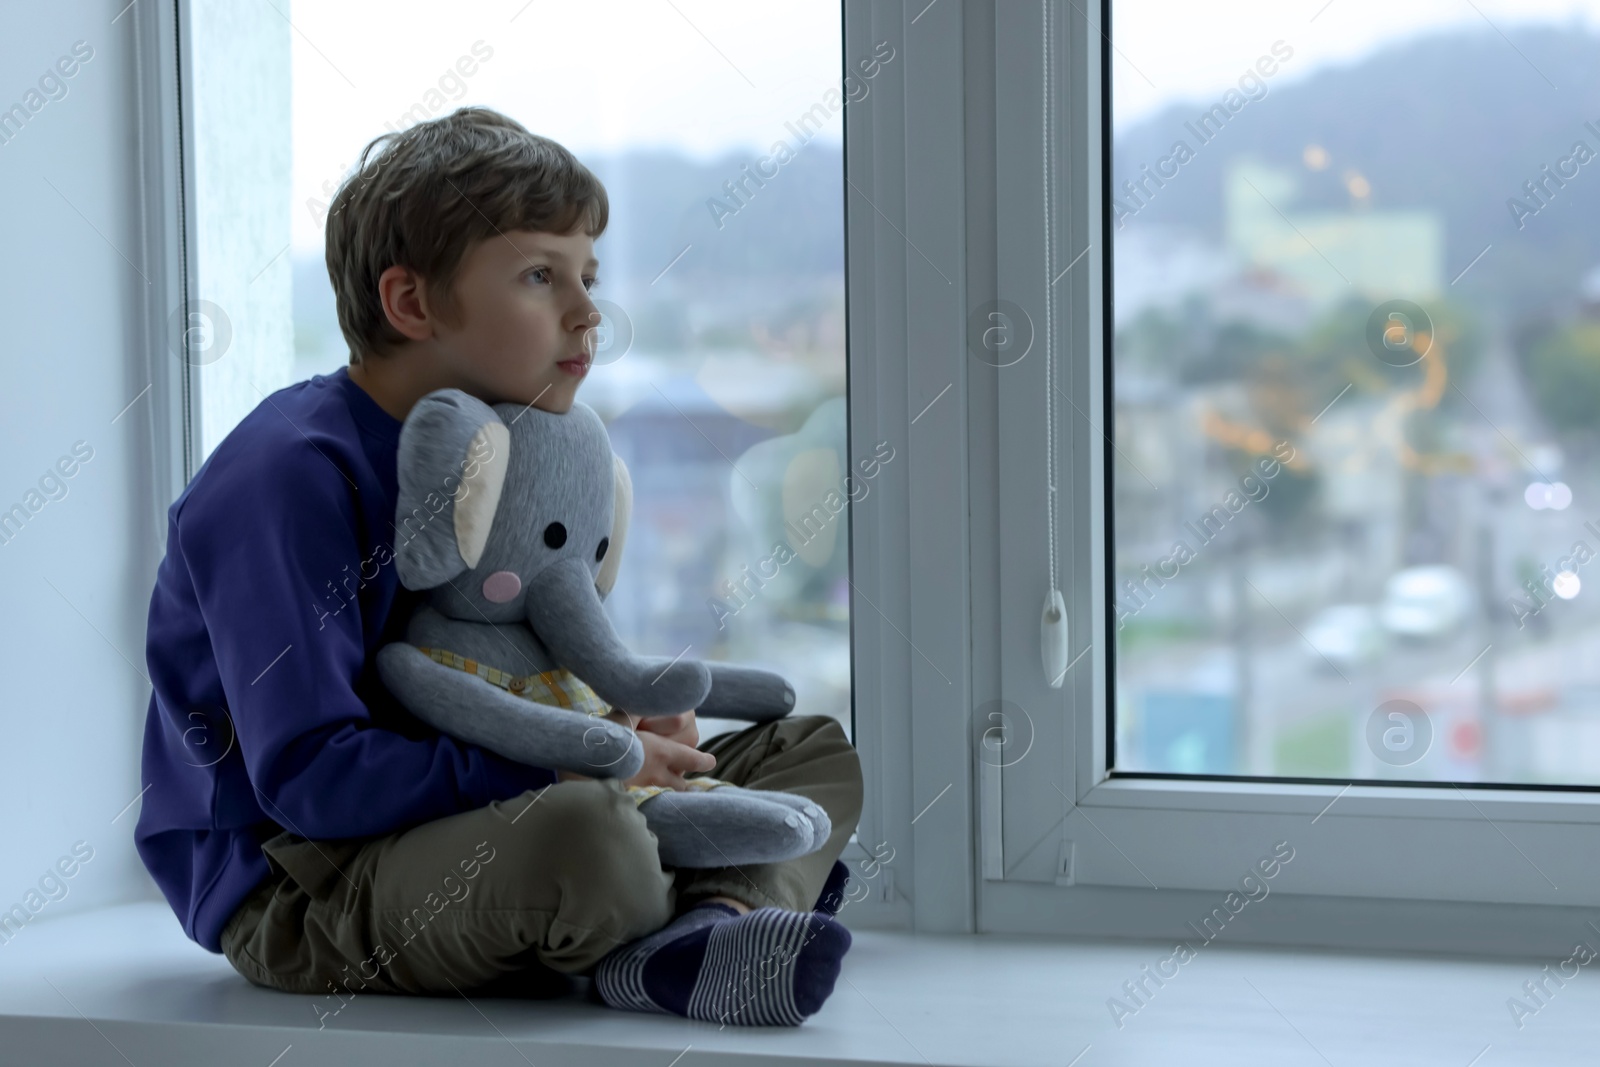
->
[134,106,863,1027]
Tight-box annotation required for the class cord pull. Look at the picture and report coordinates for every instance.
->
[1041,587,1068,688]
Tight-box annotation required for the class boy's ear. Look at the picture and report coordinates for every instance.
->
[595,453,631,601]
[392,389,511,589]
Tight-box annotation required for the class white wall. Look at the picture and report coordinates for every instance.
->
[0,0,166,923]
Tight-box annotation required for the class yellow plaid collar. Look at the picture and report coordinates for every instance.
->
[414,646,613,719]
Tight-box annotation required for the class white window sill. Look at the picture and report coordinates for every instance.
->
[0,902,1591,1065]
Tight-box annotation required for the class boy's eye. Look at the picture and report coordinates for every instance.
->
[525,267,600,291]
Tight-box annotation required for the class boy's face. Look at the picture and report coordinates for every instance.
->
[429,228,601,414]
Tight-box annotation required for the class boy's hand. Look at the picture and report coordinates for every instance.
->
[633,710,699,750]
[557,709,713,789]
[623,726,716,791]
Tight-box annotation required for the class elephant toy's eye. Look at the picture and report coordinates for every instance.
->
[595,537,609,562]
[543,522,567,549]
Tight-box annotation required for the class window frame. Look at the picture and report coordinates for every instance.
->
[150,0,909,924]
[149,0,1600,953]
[967,0,1600,953]
[840,0,974,933]
[135,0,197,537]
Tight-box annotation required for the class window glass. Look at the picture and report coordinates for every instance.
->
[208,1,853,739]
[1112,0,1600,783]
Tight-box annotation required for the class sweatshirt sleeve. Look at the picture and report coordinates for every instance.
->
[178,438,556,841]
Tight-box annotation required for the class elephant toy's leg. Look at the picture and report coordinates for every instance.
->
[715,786,833,847]
[675,781,833,851]
[636,789,821,869]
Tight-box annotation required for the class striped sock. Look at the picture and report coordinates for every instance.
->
[592,901,852,1026]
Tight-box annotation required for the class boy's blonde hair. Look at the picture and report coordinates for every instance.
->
[325,106,608,363]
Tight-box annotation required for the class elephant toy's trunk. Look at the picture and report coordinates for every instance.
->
[524,557,712,716]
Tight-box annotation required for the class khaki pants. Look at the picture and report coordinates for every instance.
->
[219,715,862,999]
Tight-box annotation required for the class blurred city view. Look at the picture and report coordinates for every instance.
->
[1112,14,1600,784]
[275,7,852,743]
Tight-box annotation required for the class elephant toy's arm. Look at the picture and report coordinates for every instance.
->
[695,663,797,722]
[375,643,645,781]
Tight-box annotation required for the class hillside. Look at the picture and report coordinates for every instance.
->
[1111,24,1600,316]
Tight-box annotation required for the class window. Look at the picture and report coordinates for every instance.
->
[183,1,855,743]
[164,0,1600,947]
[949,0,1600,947]
[1110,0,1600,790]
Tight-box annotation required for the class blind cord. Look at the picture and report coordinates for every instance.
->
[1041,0,1069,688]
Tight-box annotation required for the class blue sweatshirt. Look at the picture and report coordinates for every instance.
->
[134,366,558,953]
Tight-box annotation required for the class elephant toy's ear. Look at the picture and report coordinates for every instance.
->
[595,453,631,601]
[392,388,511,590]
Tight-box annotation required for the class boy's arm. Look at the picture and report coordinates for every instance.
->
[180,440,555,841]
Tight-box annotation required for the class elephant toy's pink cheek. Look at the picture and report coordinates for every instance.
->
[482,571,523,603]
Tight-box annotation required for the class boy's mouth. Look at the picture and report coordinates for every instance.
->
[557,357,589,377]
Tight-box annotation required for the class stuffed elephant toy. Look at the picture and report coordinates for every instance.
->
[375,389,831,870]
